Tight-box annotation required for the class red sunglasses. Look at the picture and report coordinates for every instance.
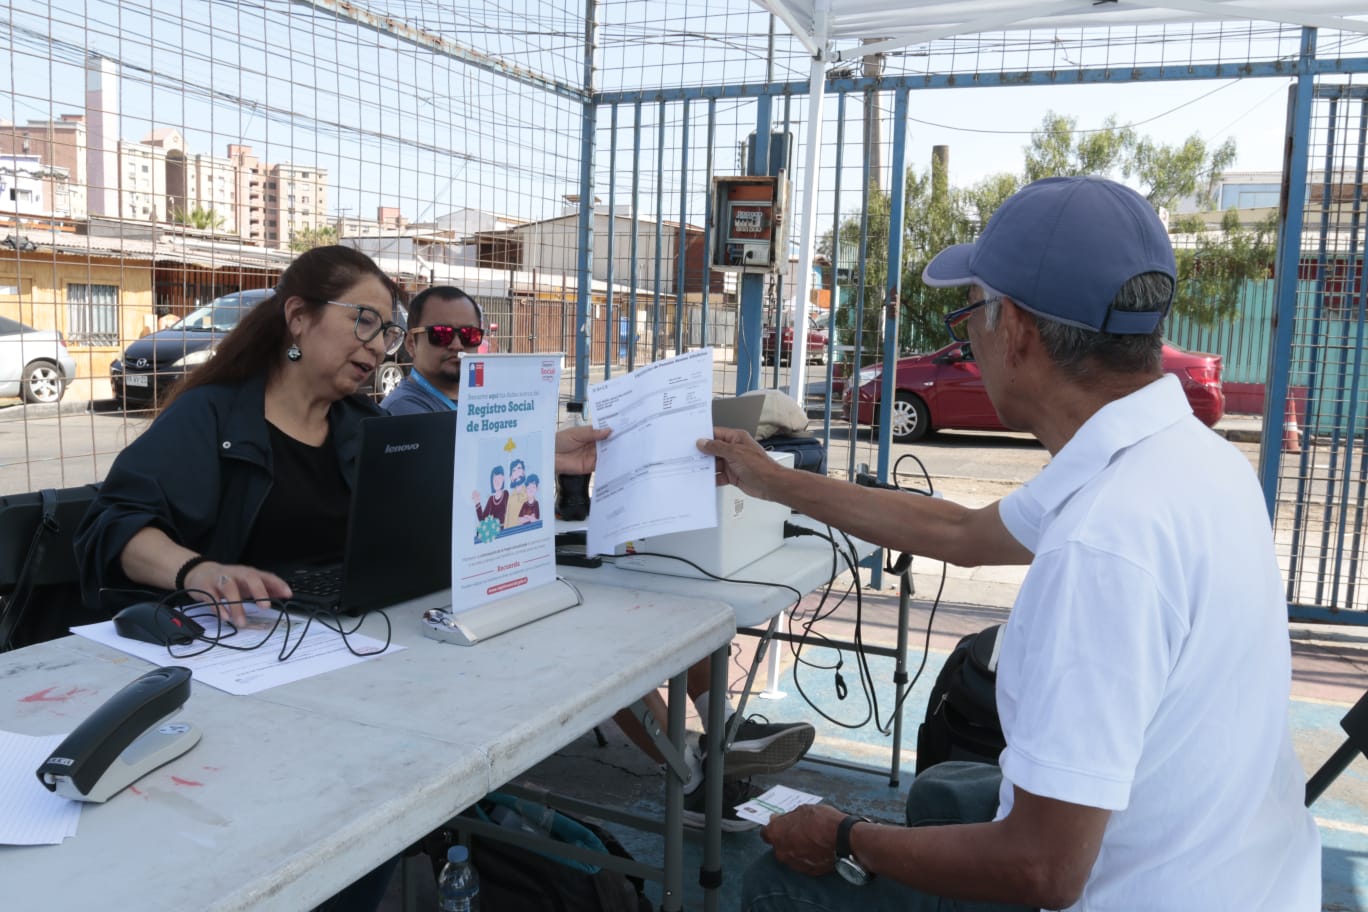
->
[415,324,484,347]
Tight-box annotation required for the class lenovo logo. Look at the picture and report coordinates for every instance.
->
[45,756,74,766]
[384,443,420,454]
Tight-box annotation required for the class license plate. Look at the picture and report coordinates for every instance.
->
[125,374,150,387]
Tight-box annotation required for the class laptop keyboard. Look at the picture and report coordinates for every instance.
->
[285,564,345,604]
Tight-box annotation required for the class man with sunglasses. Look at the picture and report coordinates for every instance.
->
[703,177,1318,911]
[381,285,486,415]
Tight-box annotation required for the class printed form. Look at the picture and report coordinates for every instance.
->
[586,348,718,556]
[70,606,400,696]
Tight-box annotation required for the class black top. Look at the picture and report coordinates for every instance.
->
[239,422,350,570]
[75,375,383,613]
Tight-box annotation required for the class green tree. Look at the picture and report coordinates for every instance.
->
[1025,112,1135,182]
[171,205,224,231]
[1130,135,1236,211]
[819,184,890,366]
[1171,209,1276,324]
[821,109,1252,357]
[289,224,339,252]
[897,168,978,350]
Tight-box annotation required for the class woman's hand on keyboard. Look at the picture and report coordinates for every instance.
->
[184,561,293,626]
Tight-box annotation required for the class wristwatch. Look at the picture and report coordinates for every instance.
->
[835,814,875,886]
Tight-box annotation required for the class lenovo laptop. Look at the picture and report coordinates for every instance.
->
[283,410,456,615]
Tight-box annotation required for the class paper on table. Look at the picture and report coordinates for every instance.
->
[733,784,824,826]
[0,730,82,845]
[585,348,718,556]
[70,605,402,695]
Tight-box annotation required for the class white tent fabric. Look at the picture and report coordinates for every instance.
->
[755,0,1368,398]
[760,1,1368,60]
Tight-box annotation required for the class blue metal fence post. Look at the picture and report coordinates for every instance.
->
[737,96,773,395]
[875,88,908,488]
[675,99,691,356]
[572,0,597,405]
[605,102,618,379]
[1259,27,1316,517]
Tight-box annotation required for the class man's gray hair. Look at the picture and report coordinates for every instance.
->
[979,273,1168,377]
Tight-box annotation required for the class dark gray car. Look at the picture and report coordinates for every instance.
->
[110,289,410,409]
[110,290,272,408]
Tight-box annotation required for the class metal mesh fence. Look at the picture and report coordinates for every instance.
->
[1277,77,1368,620]
[0,1,1364,538]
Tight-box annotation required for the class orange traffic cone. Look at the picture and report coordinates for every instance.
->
[1283,398,1302,454]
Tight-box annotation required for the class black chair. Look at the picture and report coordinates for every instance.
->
[0,483,102,651]
[1305,688,1368,806]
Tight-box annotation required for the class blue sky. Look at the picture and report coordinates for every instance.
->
[0,0,1318,228]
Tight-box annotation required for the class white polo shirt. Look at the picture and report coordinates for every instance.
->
[996,374,1320,911]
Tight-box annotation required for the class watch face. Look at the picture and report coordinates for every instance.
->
[835,856,871,886]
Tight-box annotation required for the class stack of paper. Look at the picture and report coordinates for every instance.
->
[0,730,82,845]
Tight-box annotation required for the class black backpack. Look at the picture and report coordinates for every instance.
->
[425,793,652,912]
[760,434,827,473]
[916,624,1006,774]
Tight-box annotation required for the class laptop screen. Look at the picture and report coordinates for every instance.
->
[321,411,456,614]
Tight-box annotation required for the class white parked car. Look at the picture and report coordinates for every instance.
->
[0,315,77,404]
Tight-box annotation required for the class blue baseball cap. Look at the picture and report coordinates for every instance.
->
[923,176,1176,334]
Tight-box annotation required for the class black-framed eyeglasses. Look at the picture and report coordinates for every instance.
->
[325,300,405,355]
[944,297,995,343]
[414,324,484,348]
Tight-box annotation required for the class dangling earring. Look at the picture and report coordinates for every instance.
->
[286,343,302,362]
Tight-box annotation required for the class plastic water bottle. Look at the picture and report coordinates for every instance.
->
[437,844,480,912]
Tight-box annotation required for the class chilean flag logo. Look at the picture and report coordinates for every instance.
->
[467,361,484,388]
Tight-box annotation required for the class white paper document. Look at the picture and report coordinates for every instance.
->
[733,784,824,826]
[0,730,82,844]
[70,606,400,696]
[585,348,718,556]
[452,353,561,611]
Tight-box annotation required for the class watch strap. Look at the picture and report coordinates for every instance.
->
[835,814,868,864]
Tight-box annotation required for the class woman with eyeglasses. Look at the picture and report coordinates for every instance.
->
[77,245,412,639]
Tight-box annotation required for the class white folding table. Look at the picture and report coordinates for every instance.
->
[0,580,734,911]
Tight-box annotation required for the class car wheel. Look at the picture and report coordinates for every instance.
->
[376,361,405,398]
[21,361,65,404]
[889,391,930,442]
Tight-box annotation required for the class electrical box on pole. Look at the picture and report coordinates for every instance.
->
[711,174,786,273]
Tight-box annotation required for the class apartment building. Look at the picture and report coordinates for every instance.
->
[270,161,329,247]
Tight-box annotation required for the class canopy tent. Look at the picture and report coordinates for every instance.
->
[760,1,1368,60]
[752,0,1368,398]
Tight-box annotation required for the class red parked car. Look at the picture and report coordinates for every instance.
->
[763,312,829,366]
[841,340,1224,442]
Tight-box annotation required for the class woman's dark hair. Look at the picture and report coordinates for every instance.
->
[489,465,505,490]
[165,245,403,406]
[409,285,482,328]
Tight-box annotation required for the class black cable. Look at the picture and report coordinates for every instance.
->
[784,524,881,731]
[892,452,935,496]
[164,588,393,660]
[784,474,954,736]
[600,552,804,605]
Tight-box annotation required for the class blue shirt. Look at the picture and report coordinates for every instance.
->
[381,372,456,415]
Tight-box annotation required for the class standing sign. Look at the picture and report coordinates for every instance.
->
[450,353,562,612]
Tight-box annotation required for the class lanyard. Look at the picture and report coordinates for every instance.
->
[410,370,458,411]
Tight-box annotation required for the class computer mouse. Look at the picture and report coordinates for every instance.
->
[112,602,206,646]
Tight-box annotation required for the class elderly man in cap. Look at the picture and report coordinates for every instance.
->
[702,176,1319,911]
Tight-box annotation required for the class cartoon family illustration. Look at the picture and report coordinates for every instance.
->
[472,455,543,543]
